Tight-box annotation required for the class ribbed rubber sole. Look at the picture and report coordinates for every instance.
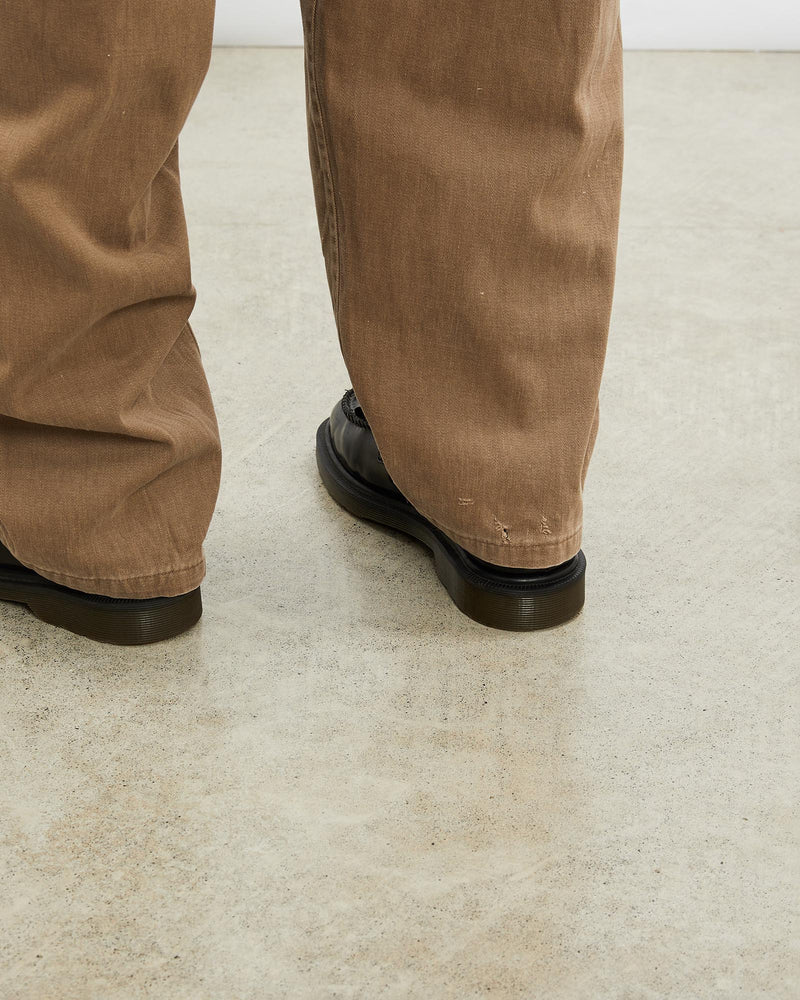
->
[316,420,586,631]
[0,570,202,645]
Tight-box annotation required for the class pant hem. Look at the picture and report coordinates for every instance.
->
[0,528,206,599]
[33,562,206,599]
[427,520,583,570]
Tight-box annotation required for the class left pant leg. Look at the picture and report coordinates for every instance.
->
[0,0,221,599]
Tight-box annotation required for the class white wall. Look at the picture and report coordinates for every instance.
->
[213,0,301,46]
[621,0,799,50]
[213,0,799,50]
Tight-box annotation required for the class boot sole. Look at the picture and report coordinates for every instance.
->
[0,569,202,646]
[316,420,586,631]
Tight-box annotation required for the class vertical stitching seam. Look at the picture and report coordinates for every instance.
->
[308,0,343,319]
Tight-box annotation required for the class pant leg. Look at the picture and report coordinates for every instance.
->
[0,1,221,598]
[302,0,623,568]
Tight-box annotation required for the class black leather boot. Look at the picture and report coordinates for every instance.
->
[316,390,587,630]
[0,540,202,645]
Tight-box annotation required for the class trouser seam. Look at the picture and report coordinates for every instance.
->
[1,553,204,593]
[30,560,205,586]
[307,0,342,318]
[26,559,204,583]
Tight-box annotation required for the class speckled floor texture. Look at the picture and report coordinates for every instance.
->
[1,49,798,1000]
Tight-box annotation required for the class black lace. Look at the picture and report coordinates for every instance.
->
[341,388,370,429]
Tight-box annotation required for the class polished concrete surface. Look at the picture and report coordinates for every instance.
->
[1,50,798,999]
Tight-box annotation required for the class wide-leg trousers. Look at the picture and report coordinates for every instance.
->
[0,1,623,598]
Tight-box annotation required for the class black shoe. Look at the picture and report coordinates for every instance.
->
[0,541,202,645]
[316,390,586,631]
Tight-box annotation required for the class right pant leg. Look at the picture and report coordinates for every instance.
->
[301,0,623,569]
[0,1,221,599]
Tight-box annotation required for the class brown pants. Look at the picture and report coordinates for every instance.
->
[0,2,623,599]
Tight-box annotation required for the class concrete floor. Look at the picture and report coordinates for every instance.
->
[1,50,798,999]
